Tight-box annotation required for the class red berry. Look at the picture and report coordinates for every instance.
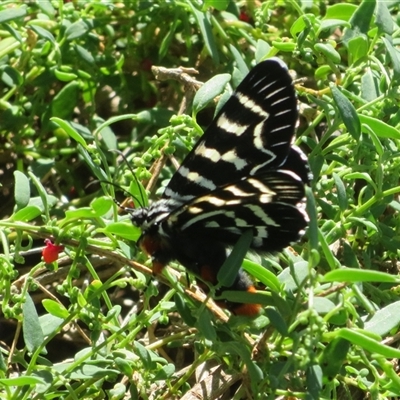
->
[42,239,64,263]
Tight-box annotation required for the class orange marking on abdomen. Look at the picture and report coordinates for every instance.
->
[199,265,217,284]
[139,235,160,256]
[139,235,166,274]
[230,285,261,316]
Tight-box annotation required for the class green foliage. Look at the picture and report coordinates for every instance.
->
[1,0,400,399]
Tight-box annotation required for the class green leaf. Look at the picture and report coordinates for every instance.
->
[36,0,55,17]
[98,125,117,150]
[278,261,309,291]
[314,43,341,64]
[192,73,231,115]
[382,36,400,82]
[29,24,55,43]
[153,364,175,381]
[0,6,26,23]
[77,145,108,181]
[64,207,96,219]
[359,114,400,140]
[255,39,271,62]
[361,68,379,101]
[306,364,323,399]
[222,342,263,386]
[188,5,219,64]
[320,338,351,379]
[214,87,231,116]
[84,280,102,306]
[159,19,179,60]
[65,20,89,41]
[330,84,361,140]
[39,314,64,337]
[1,65,23,87]
[28,171,50,218]
[306,186,319,251]
[74,44,95,65]
[312,297,337,315]
[104,221,141,241]
[242,259,281,292]
[329,312,349,330]
[134,341,153,369]
[0,349,5,373]
[14,170,30,209]
[271,41,296,52]
[29,371,53,396]
[344,172,376,191]
[347,35,368,64]
[337,328,400,358]
[220,289,271,307]
[51,81,80,119]
[0,376,45,386]
[54,68,78,82]
[42,299,70,319]
[197,310,216,341]
[342,241,360,269]
[314,65,332,79]
[364,301,400,336]
[174,293,196,326]
[324,4,357,21]
[228,44,248,77]
[265,307,288,336]
[90,196,113,216]
[323,223,345,247]
[342,0,376,46]
[11,205,42,222]
[322,268,400,283]
[332,173,348,212]
[290,14,308,37]
[0,37,20,60]
[217,230,253,288]
[375,2,393,35]
[51,118,88,148]
[134,108,174,126]
[319,19,350,33]
[69,121,92,140]
[68,365,116,380]
[129,178,148,208]
[204,0,229,11]
[115,357,133,376]
[23,293,45,353]
[246,361,264,392]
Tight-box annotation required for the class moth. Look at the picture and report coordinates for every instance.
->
[130,58,310,315]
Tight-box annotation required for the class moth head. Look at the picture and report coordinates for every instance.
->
[130,199,175,232]
[130,207,149,228]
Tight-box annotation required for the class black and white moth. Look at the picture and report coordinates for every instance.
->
[131,58,311,315]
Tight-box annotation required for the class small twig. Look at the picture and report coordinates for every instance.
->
[151,65,202,117]
[317,282,347,297]
[8,321,22,371]
[151,65,202,89]
[146,150,169,195]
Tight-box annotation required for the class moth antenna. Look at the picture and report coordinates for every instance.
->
[113,198,135,213]
[94,179,143,211]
